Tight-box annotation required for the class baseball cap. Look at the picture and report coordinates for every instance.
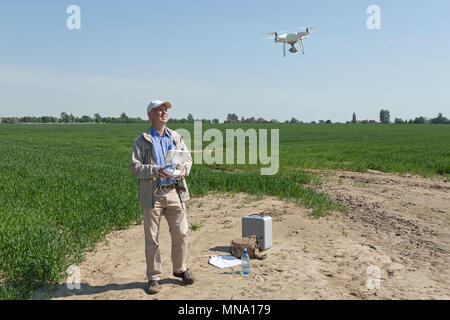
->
[147,100,172,113]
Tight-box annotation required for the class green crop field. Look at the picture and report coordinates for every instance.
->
[0,123,449,299]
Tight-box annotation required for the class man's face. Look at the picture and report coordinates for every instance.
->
[148,105,169,126]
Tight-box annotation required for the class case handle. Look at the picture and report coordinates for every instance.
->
[249,213,265,217]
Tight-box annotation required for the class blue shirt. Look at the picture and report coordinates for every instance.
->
[150,126,178,186]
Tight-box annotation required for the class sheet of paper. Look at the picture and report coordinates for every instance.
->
[208,255,242,269]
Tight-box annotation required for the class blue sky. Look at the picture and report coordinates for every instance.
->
[0,0,449,122]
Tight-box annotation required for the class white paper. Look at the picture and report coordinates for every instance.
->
[208,255,242,269]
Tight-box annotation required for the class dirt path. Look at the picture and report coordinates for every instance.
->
[38,170,450,300]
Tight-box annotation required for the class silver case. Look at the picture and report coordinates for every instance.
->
[242,214,272,251]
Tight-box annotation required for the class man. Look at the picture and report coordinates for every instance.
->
[129,99,194,294]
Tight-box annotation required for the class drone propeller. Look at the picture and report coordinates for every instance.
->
[265,30,287,35]
[297,26,317,32]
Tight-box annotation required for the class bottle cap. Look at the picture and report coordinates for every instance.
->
[244,249,247,254]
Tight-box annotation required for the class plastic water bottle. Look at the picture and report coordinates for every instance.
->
[241,249,250,275]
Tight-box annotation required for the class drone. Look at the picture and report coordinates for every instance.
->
[266,27,316,57]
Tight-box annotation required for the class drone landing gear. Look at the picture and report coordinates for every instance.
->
[298,39,305,55]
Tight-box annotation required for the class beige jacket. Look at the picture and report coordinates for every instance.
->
[129,127,192,208]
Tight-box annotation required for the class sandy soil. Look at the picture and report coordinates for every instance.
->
[37,170,450,300]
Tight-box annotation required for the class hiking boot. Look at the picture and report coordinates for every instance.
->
[145,280,162,294]
[173,269,195,285]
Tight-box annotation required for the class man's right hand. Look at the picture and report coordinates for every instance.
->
[157,165,171,178]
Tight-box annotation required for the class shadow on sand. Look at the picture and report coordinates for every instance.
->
[209,246,231,254]
[33,278,185,299]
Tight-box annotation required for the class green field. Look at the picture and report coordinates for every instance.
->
[0,123,449,299]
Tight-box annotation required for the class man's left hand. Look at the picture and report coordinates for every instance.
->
[176,165,185,179]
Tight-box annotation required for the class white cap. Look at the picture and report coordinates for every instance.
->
[147,100,172,113]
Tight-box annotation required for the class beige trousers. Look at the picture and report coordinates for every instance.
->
[143,188,188,281]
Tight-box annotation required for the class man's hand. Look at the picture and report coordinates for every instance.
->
[157,165,171,178]
[176,165,185,180]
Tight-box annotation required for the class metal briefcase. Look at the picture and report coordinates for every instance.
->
[242,213,272,251]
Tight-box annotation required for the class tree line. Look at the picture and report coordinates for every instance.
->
[1,110,448,125]
[381,110,450,124]
[350,110,449,124]
[0,112,147,124]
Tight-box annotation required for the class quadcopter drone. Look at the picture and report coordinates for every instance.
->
[266,26,316,57]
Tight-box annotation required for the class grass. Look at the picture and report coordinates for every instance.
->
[191,123,450,178]
[0,123,448,299]
[275,213,284,222]
[0,125,142,299]
[197,201,205,208]
[189,220,205,231]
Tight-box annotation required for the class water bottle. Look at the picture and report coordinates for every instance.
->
[241,249,250,275]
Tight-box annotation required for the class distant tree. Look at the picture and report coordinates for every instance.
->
[394,118,404,124]
[270,119,280,124]
[1,117,18,124]
[121,112,129,123]
[69,113,75,124]
[319,120,325,124]
[413,116,426,124]
[212,119,219,124]
[289,117,299,124]
[256,117,267,123]
[352,112,357,124]
[226,113,239,123]
[431,113,448,124]
[326,120,332,124]
[94,113,102,123]
[81,115,92,123]
[187,114,194,123]
[379,109,390,124]
[60,112,70,123]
